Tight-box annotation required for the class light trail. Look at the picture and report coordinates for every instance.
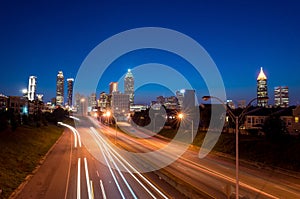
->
[100,180,107,199]
[90,180,94,199]
[89,130,126,199]
[58,122,77,147]
[91,128,157,198]
[70,115,80,121]
[105,121,279,199]
[178,156,279,199]
[84,158,93,199]
[90,127,169,199]
[101,138,138,199]
[64,132,73,199]
[57,122,81,147]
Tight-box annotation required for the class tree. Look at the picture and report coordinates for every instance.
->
[0,111,8,131]
[263,116,287,139]
[53,106,66,123]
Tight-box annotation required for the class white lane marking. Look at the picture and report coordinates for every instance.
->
[84,158,93,199]
[64,132,73,199]
[100,180,107,199]
[77,158,81,199]
[90,127,168,199]
[96,170,99,177]
[102,141,138,199]
[89,130,126,199]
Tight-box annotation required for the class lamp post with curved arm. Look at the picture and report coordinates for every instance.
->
[202,95,268,199]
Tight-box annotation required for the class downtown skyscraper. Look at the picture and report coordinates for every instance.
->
[67,78,74,107]
[124,69,134,106]
[274,86,289,108]
[27,76,37,101]
[56,71,64,106]
[257,67,268,107]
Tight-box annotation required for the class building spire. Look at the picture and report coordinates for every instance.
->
[257,67,267,80]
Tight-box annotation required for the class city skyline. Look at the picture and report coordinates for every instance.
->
[0,1,300,104]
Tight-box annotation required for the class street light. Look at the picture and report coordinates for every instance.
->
[80,98,85,116]
[105,111,118,144]
[178,113,184,119]
[202,95,268,199]
[177,112,194,144]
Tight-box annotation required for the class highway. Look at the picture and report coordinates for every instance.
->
[86,116,300,199]
[13,116,300,199]
[13,118,185,199]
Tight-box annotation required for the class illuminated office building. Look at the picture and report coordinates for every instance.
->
[124,69,134,105]
[257,67,268,107]
[274,86,289,108]
[109,82,118,94]
[67,78,74,106]
[56,71,64,106]
[28,76,37,101]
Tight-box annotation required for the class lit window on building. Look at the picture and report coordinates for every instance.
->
[295,117,299,123]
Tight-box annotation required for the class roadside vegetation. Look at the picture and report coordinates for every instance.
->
[0,106,71,199]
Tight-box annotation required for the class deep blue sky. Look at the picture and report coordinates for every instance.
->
[0,0,299,105]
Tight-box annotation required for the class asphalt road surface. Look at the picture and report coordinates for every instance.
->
[13,116,300,199]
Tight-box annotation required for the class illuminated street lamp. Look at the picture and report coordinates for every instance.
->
[177,112,194,143]
[105,111,118,144]
[80,98,85,116]
[202,95,268,199]
[178,113,184,119]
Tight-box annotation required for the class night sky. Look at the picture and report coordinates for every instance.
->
[0,0,300,105]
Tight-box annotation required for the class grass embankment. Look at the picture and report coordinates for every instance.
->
[0,125,64,199]
[159,129,300,171]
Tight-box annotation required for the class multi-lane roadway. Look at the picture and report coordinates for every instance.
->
[13,116,300,199]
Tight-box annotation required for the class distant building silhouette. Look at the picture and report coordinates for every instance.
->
[0,94,8,111]
[176,89,195,110]
[56,71,64,106]
[257,67,268,107]
[274,86,289,108]
[238,100,246,109]
[111,92,130,115]
[88,93,97,110]
[109,82,118,94]
[98,92,110,112]
[67,78,74,106]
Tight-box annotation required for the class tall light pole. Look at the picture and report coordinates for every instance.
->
[106,111,118,144]
[80,98,85,116]
[202,95,268,199]
[177,113,194,143]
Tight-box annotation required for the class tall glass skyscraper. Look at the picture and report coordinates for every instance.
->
[56,71,64,106]
[67,78,74,107]
[27,76,37,101]
[274,86,289,108]
[257,67,268,107]
[124,69,134,106]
